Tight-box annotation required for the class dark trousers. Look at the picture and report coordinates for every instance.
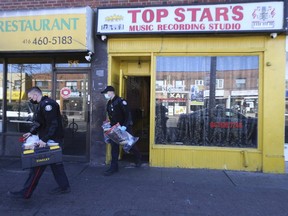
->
[110,139,141,170]
[22,162,70,199]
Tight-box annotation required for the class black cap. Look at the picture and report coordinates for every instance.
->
[101,86,115,94]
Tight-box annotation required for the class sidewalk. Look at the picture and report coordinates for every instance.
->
[0,158,288,216]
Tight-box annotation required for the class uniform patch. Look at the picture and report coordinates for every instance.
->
[122,100,127,105]
[45,105,52,111]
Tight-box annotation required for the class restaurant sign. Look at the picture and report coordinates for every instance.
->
[0,7,94,52]
[97,1,284,34]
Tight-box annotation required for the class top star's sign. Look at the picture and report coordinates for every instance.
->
[97,1,284,34]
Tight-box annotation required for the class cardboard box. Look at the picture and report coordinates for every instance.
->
[21,146,62,169]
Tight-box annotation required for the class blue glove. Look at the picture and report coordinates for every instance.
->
[120,126,127,131]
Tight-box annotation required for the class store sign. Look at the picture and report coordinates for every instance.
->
[60,87,71,99]
[210,122,243,129]
[6,91,25,100]
[97,2,284,34]
[160,93,187,102]
[168,93,187,99]
[0,7,94,52]
[231,90,258,96]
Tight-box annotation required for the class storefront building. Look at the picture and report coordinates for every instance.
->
[0,7,96,162]
[0,0,287,173]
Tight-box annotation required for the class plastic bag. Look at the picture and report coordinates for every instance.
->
[21,135,59,149]
[121,132,139,153]
[102,121,111,143]
[102,121,111,131]
[46,140,59,146]
[103,122,139,153]
[22,135,39,150]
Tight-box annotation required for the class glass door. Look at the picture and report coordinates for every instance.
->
[56,72,89,158]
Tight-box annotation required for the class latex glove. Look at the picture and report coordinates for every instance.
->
[120,126,127,131]
[23,132,31,140]
[37,140,47,148]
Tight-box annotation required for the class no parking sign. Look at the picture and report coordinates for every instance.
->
[60,87,71,99]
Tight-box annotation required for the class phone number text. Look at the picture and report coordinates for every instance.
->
[23,36,73,45]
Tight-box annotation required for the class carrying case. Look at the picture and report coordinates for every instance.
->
[21,146,62,169]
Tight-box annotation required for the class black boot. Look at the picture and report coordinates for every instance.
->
[103,167,118,176]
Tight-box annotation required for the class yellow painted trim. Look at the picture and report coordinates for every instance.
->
[108,36,266,53]
[151,144,261,152]
[150,52,156,166]
[262,35,286,173]
[150,147,263,171]
[107,35,286,173]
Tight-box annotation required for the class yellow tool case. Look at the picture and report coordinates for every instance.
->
[21,146,62,169]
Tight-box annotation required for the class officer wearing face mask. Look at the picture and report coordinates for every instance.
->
[25,87,65,143]
[8,86,70,199]
[101,86,142,176]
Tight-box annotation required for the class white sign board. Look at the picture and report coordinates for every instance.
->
[97,2,284,34]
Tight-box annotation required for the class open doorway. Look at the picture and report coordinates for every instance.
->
[123,76,150,163]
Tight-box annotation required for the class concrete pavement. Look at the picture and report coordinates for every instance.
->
[0,157,288,216]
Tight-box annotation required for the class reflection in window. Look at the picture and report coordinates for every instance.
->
[236,78,246,89]
[6,63,52,132]
[35,81,49,88]
[14,80,21,90]
[195,80,204,86]
[216,79,224,89]
[66,81,77,91]
[81,81,88,91]
[155,56,258,148]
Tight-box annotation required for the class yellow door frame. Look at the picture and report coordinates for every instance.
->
[106,55,151,165]
[107,36,285,173]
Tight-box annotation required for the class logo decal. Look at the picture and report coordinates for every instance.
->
[251,6,276,29]
[45,105,52,111]
[105,14,124,22]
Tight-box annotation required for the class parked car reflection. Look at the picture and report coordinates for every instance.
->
[2,102,68,133]
[2,102,35,132]
[175,106,257,147]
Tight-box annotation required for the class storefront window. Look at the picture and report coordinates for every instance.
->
[6,62,52,132]
[155,56,258,148]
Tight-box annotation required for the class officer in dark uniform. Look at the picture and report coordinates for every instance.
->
[101,86,142,176]
[8,87,70,199]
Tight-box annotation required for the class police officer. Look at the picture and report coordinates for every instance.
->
[8,87,70,199]
[101,86,142,176]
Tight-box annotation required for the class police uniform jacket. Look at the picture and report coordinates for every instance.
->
[107,95,132,127]
[30,96,64,142]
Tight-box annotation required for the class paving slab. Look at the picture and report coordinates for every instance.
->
[0,158,287,216]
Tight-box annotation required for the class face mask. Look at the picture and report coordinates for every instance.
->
[29,99,38,104]
[104,94,110,100]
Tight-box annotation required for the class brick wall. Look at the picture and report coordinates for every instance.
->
[0,0,253,11]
